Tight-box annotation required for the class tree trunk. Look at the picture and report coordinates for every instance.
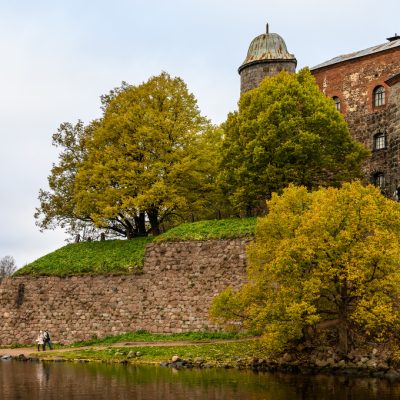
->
[126,228,133,240]
[147,207,161,236]
[134,212,147,236]
[338,281,350,355]
[338,319,349,355]
[245,205,252,218]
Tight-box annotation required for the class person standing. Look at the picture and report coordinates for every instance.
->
[43,330,53,350]
[36,331,44,351]
[43,330,52,350]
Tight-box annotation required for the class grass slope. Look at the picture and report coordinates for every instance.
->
[37,341,258,366]
[70,331,243,347]
[155,217,256,242]
[15,218,255,277]
[14,237,153,277]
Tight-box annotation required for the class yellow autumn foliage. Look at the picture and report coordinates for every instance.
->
[211,181,400,354]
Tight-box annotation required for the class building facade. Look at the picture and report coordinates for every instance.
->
[240,27,400,198]
[311,36,400,198]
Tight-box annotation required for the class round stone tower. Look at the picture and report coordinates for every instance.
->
[239,24,297,93]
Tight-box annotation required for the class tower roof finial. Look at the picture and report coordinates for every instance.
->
[266,22,269,34]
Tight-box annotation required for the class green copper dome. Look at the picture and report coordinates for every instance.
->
[239,32,296,73]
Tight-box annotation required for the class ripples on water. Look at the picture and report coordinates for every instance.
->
[1,360,400,400]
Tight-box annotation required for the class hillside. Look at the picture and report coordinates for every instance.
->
[14,218,256,277]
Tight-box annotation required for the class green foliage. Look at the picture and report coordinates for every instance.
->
[36,73,225,239]
[211,182,400,355]
[35,120,101,238]
[155,218,256,242]
[219,68,370,213]
[74,72,221,236]
[14,238,153,277]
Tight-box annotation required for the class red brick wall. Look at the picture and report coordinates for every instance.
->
[311,47,400,197]
[311,48,400,116]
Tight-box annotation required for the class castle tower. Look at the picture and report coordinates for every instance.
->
[238,24,297,93]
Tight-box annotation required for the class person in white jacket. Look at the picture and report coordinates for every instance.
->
[36,331,44,351]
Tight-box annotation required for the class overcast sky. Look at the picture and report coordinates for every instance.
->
[1,0,399,267]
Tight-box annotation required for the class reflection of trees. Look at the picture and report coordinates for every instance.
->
[1,362,400,399]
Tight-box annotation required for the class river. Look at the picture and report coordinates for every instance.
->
[1,360,400,399]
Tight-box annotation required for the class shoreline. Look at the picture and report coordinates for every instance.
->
[2,347,400,381]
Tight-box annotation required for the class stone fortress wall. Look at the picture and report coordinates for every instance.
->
[239,60,296,93]
[0,239,250,345]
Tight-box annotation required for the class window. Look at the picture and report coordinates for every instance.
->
[373,86,385,107]
[332,96,341,111]
[373,172,385,189]
[373,132,386,150]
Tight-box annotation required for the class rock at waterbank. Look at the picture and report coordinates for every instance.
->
[384,369,400,380]
[159,355,200,370]
[0,354,40,362]
[158,348,400,380]
[17,354,28,361]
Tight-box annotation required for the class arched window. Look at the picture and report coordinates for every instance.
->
[373,132,386,150]
[373,86,385,107]
[332,96,341,111]
[373,172,385,189]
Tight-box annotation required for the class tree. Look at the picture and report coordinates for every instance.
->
[73,72,217,235]
[35,120,97,238]
[211,182,400,355]
[219,69,370,214]
[0,256,17,278]
[35,118,151,239]
[36,74,223,239]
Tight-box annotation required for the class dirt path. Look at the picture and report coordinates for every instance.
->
[0,338,251,357]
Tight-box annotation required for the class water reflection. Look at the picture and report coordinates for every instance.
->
[0,360,399,400]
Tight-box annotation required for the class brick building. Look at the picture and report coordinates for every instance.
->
[311,36,400,198]
[240,28,400,198]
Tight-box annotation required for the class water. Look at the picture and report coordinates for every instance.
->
[1,360,400,399]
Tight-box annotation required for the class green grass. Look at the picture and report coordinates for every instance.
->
[14,237,153,277]
[37,340,259,366]
[155,218,256,242]
[14,218,255,277]
[70,330,244,347]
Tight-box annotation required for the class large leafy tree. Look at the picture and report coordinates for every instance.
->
[220,68,370,214]
[211,182,400,355]
[36,73,221,238]
[73,72,217,235]
[34,120,100,239]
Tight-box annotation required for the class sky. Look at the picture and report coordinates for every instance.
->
[0,0,399,267]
